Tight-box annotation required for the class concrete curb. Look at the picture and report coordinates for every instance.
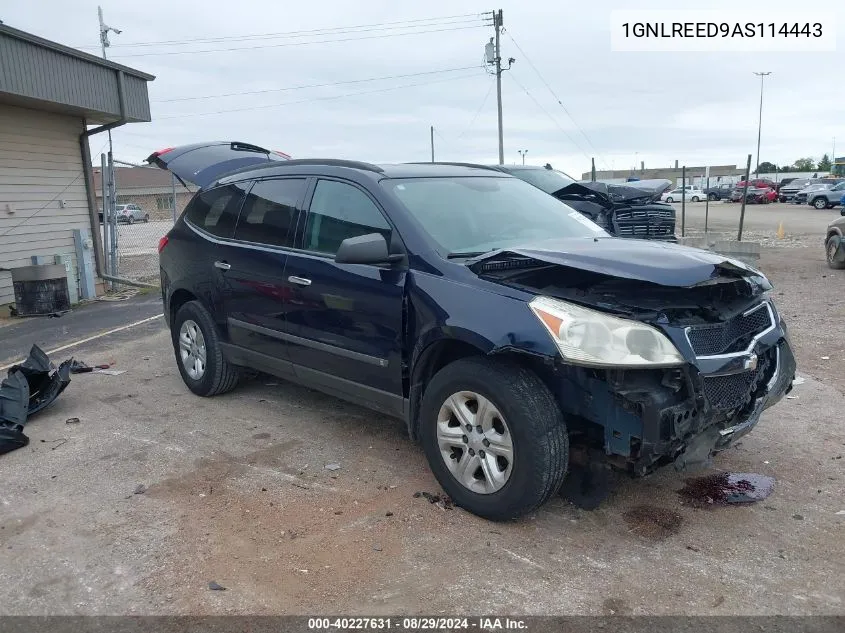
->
[677,236,761,263]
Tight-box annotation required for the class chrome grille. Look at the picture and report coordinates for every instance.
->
[612,206,675,240]
[687,303,773,356]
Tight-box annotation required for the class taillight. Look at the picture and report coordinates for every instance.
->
[153,147,174,157]
[158,236,169,253]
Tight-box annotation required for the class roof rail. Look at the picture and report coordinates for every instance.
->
[403,161,502,172]
[275,158,384,173]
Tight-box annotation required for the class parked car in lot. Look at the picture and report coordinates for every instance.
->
[736,178,776,191]
[807,181,845,209]
[729,186,776,204]
[149,141,796,521]
[704,183,734,200]
[99,203,149,224]
[825,212,845,269]
[661,187,706,203]
[778,178,813,203]
[489,165,675,241]
[794,183,833,205]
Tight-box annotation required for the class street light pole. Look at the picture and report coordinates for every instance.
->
[753,71,771,176]
[518,149,527,165]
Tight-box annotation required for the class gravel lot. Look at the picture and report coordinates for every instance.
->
[1,214,843,616]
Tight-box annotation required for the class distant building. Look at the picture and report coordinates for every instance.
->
[92,166,197,221]
[581,164,746,185]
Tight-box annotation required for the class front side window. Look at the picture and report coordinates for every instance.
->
[384,176,605,256]
[235,178,306,247]
[184,183,247,239]
[303,180,391,255]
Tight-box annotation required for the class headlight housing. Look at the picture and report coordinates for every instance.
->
[529,296,685,368]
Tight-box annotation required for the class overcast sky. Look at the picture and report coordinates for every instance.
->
[5,1,844,176]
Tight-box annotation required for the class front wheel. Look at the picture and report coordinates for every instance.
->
[813,197,829,210]
[665,197,674,203]
[420,357,568,521]
[708,193,718,201]
[172,300,240,396]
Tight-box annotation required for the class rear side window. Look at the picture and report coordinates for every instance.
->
[234,178,306,247]
[185,184,247,239]
[303,180,391,255]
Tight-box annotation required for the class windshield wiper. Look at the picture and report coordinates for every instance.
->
[446,250,491,259]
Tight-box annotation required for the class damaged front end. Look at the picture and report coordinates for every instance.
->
[552,180,676,241]
[0,345,72,455]
[471,240,796,475]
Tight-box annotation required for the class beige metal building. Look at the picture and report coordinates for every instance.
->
[0,23,153,308]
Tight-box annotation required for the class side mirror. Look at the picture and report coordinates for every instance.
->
[334,233,402,265]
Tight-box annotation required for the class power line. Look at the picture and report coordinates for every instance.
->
[456,77,496,140]
[507,73,593,164]
[154,66,480,103]
[108,25,488,58]
[74,13,489,49]
[504,31,610,170]
[156,72,483,120]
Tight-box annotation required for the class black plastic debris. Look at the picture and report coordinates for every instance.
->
[208,581,226,591]
[677,472,775,507]
[0,345,73,457]
[69,360,111,374]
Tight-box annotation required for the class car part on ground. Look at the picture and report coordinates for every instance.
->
[152,145,795,520]
[552,180,676,241]
[0,345,73,456]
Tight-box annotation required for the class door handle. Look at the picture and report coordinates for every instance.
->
[288,276,311,286]
[214,261,231,270]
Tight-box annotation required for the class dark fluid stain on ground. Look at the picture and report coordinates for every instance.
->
[623,505,683,540]
[252,432,271,440]
[677,472,775,508]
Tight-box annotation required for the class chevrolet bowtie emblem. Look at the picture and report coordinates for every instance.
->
[744,354,759,371]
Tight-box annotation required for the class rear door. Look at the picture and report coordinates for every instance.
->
[220,177,308,363]
[146,142,290,188]
[281,178,406,416]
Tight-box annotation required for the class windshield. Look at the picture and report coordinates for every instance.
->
[786,179,811,189]
[505,168,574,194]
[384,176,607,255]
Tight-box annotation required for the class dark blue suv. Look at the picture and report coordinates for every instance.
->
[151,142,796,520]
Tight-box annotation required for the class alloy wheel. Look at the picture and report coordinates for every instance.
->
[436,391,513,494]
[179,319,207,380]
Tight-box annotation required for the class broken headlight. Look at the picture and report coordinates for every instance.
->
[529,296,684,368]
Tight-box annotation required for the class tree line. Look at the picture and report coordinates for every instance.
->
[757,154,833,173]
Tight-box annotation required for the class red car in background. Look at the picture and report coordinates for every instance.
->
[736,178,778,191]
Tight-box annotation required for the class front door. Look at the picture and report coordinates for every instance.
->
[282,178,406,416]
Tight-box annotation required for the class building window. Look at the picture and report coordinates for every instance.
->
[156,195,174,210]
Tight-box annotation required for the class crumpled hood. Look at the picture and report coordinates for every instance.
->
[551,180,672,209]
[468,238,768,288]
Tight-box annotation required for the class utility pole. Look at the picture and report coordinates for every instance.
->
[518,149,527,165]
[486,10,513,165]
[753,71,771,176]
[98,7,122,157]
[430,126,435,163]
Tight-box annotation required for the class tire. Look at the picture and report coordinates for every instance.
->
[172,300,240,397]
[826,234,845,269]
[708,193,718,201]
[127,216,134,225]
[419,357,568,521]
[144,214,150,223]
[813,197,828,210]
[691,196,700,202]
[665,197,674,203]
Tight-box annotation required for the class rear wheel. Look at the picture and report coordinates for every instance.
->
[813,197,829,210]
[144,214,150,223]
[691,196,700,202]
[420,357,568,521]
[127,216,134,225]
[172,300,240,396]
[665,197,674,203]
